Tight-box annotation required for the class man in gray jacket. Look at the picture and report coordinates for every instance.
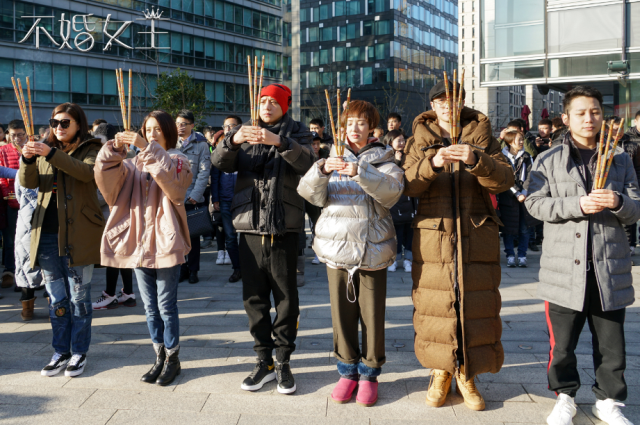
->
[176,110,211,284]
[525,86,640,425]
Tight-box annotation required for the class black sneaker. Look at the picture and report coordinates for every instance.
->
[41,352,71,376]
[276,361,297,394]
[229,269,242,283]
[65,354,87,377]
[188,271,199,284]
[241,359,276,391]
[528,241,539,252]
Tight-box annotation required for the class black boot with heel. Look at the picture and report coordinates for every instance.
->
[141,343,165,383]
[156,346,181,386]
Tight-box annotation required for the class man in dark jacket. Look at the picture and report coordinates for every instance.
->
[210,115,241,283]
[309,118,333,146]
[614,115,640,254]
[212,83,315,395]
[525,86,640,425]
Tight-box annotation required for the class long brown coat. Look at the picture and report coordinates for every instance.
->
[403,108,514,378]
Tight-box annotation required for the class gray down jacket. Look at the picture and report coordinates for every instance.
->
[14,179,42,289]
[297,142,404,271]
[525,134,640,312]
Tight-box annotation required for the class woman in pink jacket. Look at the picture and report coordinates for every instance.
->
[95,110,192,386]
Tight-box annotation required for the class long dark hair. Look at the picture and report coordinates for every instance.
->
[140,110,178,150]
[47,103,89,153]
[382,129,403,147]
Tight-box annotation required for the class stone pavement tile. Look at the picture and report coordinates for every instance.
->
[579,403,640,424]
[326,394,458,421]
[92,323,189,336]
[108,409,239,425]
[628,355,640,369]
[81,388,209,412]
[0,385,96,408]
[502,353,546,368]
[298,337,334,350]
[503,320,549,331]
[201,392,328,417]
[501,340,549,354]
[176,311,248,327]
[305,307,333,319]
[476,367,549,384]
[0,342,49,359]
[174,359,276,395]
[386,339,415,352]
[0,369,71,388]
[0,406,116,425]
[501,330,549,342]
[238,414,369,425]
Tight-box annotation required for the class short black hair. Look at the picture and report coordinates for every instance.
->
[224,115,242,126]
[551,117,564,128]
[203,126,215,134]
[382,129,403,146]
[92,118,107,127]
[611,116,624,125]
[93,123,118,141]
[8,119,25,131]
[563,86,603,114]
[309,118,325,127]
[507,119,523,130]
[538,118,552,127]
[177,109,195,124]
[635,110,640,119]
[387,112,401,122]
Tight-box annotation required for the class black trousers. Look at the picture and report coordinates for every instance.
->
[105,267,133,296]
[546,264,627,401]
[624,223,637,247]
[305,201,322,236]
[182,203,203,273]
[239,232,299,362]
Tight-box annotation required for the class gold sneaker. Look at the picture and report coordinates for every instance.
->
[455,365,486,411]
[426,369,452,407]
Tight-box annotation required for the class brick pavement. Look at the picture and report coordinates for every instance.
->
[0,240,638,424]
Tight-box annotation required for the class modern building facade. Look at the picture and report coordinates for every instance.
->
[459,0,564,135]
[0,0,289,129]
[480,0,640,123]
[297,0,459,134]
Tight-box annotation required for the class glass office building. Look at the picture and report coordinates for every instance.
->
[297,0,458,131]
[481,0,639,118]
[0,0,288,128]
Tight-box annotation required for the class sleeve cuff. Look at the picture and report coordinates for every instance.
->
[21,155,36,165]
[277,137,290,153]
[611,191,624,212]
[45,147,57,162]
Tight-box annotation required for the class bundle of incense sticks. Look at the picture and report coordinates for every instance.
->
[441,69,465,144]
[594,118,624,190]
[115,68,133,131]
[324,88,351,157]
[10,76,34,152]
[247,55,265,126]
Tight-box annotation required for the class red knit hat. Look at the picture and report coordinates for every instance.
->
[260,84,292,115]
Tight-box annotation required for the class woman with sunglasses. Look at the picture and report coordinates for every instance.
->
[19,103,105,377]
[95,110,192,386]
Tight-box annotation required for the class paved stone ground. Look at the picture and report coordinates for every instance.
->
[0,234,639,425]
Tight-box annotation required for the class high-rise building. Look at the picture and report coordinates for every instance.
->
[458,0,563,135]
[296,0,459,134]
[0,0,288,129]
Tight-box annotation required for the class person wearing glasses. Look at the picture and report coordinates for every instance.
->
[0,120,28,292]
[19,103,105,377]
[210,115,241,281]
[175,110,211,284]
[402,80,513,411]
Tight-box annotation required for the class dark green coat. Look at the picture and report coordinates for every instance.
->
[18,138,105,268]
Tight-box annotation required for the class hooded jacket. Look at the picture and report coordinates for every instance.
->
[177,131,211,204]
[18,138,105,268]
[498,147,534,236]
[95,140,193,269]
[298,141,404,271]
[403,107,514,378]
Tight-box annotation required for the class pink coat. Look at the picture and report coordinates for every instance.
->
[95,140,192,269]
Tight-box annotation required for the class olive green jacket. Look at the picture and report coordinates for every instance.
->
[18,138,105,268]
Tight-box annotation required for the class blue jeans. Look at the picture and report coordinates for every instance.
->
[134,265,181,349]
[37,233,92,355]
[503,206,531,258]
[220,200,240,269]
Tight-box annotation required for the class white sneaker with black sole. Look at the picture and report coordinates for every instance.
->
[41,352,71,376]
[241,359,276,391]
[92,291,118,310]
[403,259,412,273]
[65,354,87,377]
[216,250,227,265]
[117,291,136,307]
[276,361,296,394]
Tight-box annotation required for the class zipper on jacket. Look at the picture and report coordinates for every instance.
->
[138,173,151,267]
[60,172,73,265]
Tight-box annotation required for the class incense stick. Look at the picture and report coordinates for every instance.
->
[599,119,625,189]
[597,119,615,189]
[247,56,254,125]
[455,69,465,144]
[128,69,132,131]
[256,56,265,127]
[26,77,34,136]
[594,121,606,189]
[451,69,457,144]
[253,56,258,126]
[325,90,337,153]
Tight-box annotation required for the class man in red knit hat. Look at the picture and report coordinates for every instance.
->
[212,83,315,394]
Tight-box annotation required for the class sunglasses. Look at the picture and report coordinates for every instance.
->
[49,119,75,129]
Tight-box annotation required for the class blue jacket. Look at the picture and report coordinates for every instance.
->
[177,131,211,204]
[211,165,237,203]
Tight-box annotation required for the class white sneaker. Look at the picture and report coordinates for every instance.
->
[92,291,118,310]
[41,352,71,376]
[216,250,226,265]
[223,251,232,265]
[507,256,516,267]
[388,261,397,272]
[403,259,412,272]
[117,291,136,307]
[630,246,635,256]
[593,399,634,425]
[311,255,320,265]
[547,393,576,425]
[64,354,87,377]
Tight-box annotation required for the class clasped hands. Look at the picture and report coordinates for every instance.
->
[430,144,478,168]
[322,157,358,177]
[232,126,281,147]
[580,189,620,214]
[113,131,148,150]
[22,141,51,159]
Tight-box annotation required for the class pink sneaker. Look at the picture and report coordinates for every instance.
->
[331,378,358,403]
[356,380,378,407]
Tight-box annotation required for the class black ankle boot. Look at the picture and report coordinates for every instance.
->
[141,344,165,383]
[156,346,181,386]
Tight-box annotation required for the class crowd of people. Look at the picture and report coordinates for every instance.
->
[0,81,637,425]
